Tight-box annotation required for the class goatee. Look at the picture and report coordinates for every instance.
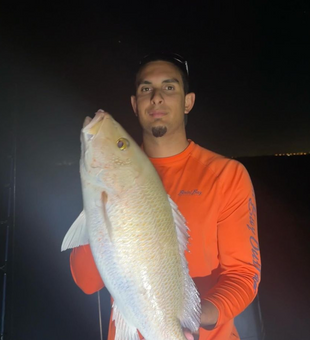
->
[152,126,167,138]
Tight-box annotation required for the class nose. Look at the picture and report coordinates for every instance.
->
[151,89,163,105]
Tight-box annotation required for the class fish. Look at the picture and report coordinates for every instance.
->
[61,110,201,340]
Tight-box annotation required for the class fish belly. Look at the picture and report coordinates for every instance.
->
[88,186,189,340]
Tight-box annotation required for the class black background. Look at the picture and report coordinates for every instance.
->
[1,1,309,339]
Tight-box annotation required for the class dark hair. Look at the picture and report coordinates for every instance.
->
[136,52,190,94]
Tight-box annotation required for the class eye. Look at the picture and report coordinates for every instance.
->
[165,85,174,90]
[116,138,130,151]
[141,87,151,92]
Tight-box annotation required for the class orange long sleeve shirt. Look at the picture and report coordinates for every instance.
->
[70,141,261,340]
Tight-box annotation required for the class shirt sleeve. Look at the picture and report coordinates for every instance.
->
[204,160,261,327]
[70,245,105,294]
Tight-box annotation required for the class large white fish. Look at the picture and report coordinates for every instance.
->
[61,110,201,340]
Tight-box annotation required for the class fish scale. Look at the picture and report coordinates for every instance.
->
[61,111,201,340]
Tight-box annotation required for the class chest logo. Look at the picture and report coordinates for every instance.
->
[178,189,202,196]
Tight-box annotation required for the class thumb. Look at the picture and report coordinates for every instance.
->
[183,329,194,340]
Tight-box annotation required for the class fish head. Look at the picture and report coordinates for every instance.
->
[81,110,149,193]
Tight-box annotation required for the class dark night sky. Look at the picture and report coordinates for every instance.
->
[0,2,310,340]
[1,1,309,157]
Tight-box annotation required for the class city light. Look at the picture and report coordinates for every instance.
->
[275,152,309,156]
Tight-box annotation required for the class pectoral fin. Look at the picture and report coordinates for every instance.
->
[61,210,89,251]
[101,191,114,241]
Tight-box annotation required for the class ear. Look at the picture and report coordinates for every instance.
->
[131,95,138,116]
[184,92,195,114]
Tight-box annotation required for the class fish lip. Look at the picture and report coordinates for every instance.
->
[82,110,109,135]
[80,111,108,173]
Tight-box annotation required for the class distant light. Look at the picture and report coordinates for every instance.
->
[233,152,309,158]
[274,152,310,157]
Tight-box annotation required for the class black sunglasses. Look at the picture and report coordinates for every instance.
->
[138,52,189,76]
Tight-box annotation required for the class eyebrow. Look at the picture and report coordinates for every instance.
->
[137,78,180,87]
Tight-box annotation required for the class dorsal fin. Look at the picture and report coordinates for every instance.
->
[168,196,201,333]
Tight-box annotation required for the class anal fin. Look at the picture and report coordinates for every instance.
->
[112,303,140,340]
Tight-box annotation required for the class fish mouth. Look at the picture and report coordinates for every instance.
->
[82,110,110,140]
[81,110,110,172]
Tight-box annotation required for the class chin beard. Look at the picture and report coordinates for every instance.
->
[152,126,167,138]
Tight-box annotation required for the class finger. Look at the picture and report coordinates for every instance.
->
[183,329,194,340]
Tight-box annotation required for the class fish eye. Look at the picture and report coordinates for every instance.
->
[116,138,129,151]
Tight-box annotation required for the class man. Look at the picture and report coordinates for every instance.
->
[70,52,261,339]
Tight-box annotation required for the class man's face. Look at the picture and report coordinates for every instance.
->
[131,61,194,138]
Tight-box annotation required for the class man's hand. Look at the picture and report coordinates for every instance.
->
[142,300,218,340]
[183,300,219,340]
[200,300,219,330]
[183,328,199,340]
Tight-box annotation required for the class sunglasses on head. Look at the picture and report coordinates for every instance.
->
[138,52,189,77]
